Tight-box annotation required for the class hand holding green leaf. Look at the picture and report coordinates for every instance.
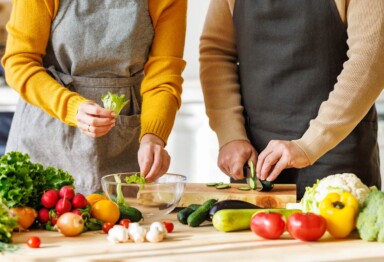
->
[101,92,130,118]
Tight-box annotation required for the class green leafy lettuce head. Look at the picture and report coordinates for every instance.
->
[101,92,130,118]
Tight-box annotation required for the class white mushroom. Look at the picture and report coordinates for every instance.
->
[146,227,165,243]
[128,222,147,243]
[149,222,167,239]
[107,225,129,243]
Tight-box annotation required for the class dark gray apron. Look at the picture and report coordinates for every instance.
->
[233,0,381,199]
[6,0,154,195]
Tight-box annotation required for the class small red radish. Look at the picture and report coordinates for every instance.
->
[59,186,75,200]
[38,208,50,224]
[72,209,82,216]
[72,194,89,209]
[56,199,72,215]
[41,190,59,208]
[51,214,59,225]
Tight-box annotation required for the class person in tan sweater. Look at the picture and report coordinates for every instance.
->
[200,0,384,198]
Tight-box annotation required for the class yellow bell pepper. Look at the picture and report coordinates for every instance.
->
[319,192,359,239]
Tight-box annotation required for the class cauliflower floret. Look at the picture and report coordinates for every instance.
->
[301,173,372,214]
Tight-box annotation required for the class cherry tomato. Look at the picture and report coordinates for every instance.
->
[102,222,114,234]
[286,212,327,241]
[162,221,174,233]
[119,218,131,229]
[250,212,285,239]
[27,236,41,248]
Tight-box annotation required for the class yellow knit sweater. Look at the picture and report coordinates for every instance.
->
[200,0,384,164]
[2,0,187,143]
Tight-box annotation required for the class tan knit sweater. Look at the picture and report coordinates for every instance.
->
[200,0,384,164]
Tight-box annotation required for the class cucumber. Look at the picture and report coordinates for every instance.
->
[215,184,231,189]
[119,204,143,222]
[177,204,202,224]
[212,208,302,232]
[187,199,218,227]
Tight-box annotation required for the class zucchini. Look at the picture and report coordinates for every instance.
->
[177,204,202,224]
[187,199,218,227]
[208,200,261,220]
[212,208,302,232]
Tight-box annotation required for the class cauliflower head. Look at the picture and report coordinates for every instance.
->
[301,173,371,214]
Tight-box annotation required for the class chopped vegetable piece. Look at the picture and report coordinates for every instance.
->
[237,186,251,191]
[124,173,146,189]
[216,184,231,189]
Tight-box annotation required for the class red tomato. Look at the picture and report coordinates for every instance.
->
[250,212,285,239]
[162,221,174,233]
[27,236,41,248]
[286,212,327,241]
[102,222,114,234]
[119,218,131,229]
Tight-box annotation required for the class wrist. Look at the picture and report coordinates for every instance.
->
[141,133,165,147]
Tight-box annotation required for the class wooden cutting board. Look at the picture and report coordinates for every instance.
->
[178,183,296,208]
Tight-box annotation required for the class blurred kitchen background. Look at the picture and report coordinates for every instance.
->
[1,0,384,185]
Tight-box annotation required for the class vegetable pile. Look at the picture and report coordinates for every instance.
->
[0,152,74,210]
[38,186,103,235]
[301,173,371,214]
[101,92,130,118]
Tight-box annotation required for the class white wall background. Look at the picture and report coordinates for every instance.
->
[166,1,228,183]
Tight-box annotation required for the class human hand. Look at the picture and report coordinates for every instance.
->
[256,140,311,181]
[218,140,257,180]
[76,102,116,138]
[138,134,170,182]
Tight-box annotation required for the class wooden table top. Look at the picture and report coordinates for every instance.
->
[2,212,384,262]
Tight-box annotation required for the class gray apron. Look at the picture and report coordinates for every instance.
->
[6,0,154,195]
[233,0,381,199]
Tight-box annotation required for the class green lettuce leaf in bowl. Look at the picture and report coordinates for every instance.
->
[101,92,130,118]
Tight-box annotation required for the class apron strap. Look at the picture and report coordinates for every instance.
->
[47,65,144,87]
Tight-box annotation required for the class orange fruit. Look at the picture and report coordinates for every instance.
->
[90,199,120,224]
[86,193,108,206]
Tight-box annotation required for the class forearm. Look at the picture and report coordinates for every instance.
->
[199,0,248,149]
[1,0,87,126]
[294,0,384,163]
[141,0,187,144]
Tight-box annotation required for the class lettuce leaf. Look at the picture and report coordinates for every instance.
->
[0,200,18,244]
[101,92,130,118]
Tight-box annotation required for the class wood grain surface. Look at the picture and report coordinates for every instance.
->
[3,213,384,262]
[179,183,296,208]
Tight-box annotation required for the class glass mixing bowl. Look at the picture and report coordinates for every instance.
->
[101,173,187,218]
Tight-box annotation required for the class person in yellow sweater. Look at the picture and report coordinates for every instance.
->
[2,0,187,195]
[200,0,384,199]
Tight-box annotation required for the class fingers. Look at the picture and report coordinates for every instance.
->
[138,136,170,182]
[76,102,116,137]
[218,140,257,180]
[256,140,311,182]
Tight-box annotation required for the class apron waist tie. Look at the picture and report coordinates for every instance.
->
[47,65,144,87]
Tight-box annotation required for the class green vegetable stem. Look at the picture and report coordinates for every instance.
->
[101,92,130,118]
